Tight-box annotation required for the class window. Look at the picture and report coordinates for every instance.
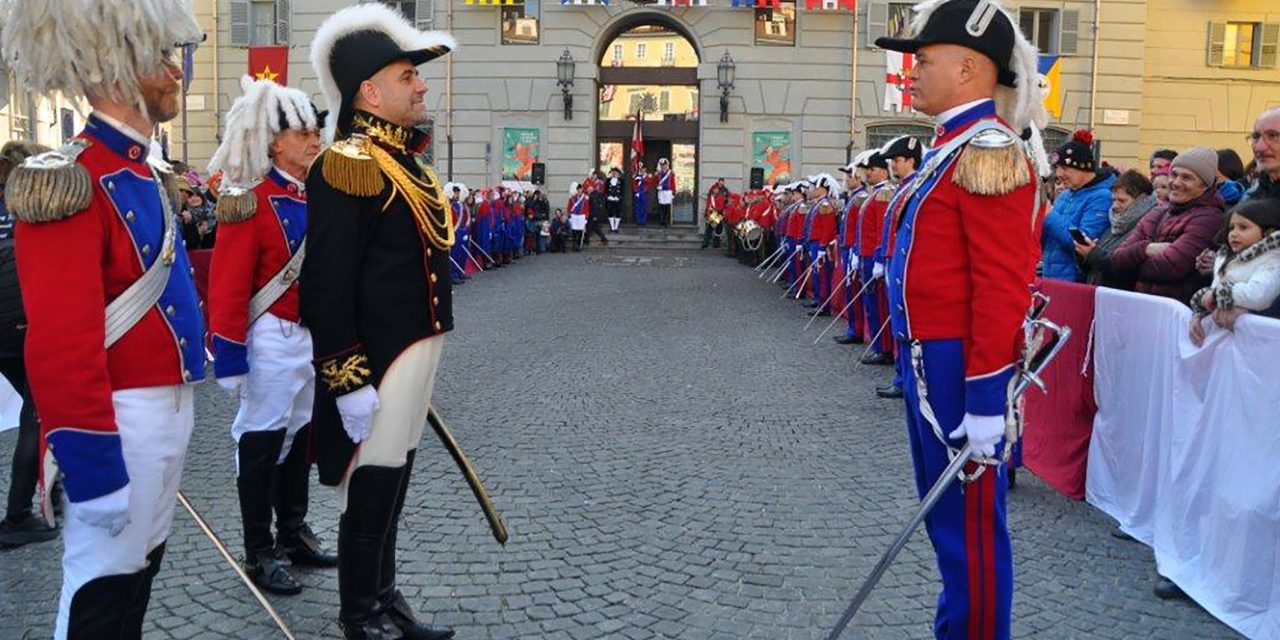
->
[885,3,913,39]
[755,1,796,46]
[660,90,670,112]
[501,0,539,45]
[613,44,623,64]
[866,123,934,152]
[1208,22,1278,68]
[602,85,698,122]
[249,0,276,45]
[1041,127,1070,156]
[382,0,416,23]
[8,73,32,140]
[636,43,647,60]
[1018,9,1059,55]
[663,42,675,65]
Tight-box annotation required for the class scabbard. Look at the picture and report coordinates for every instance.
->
[426,407,509,545]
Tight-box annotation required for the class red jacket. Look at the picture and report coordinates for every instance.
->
[209,167,307,378]
[808,197,839,245]
[656,170,676,192]
[857,182,891,257]
[14,114,206,502]
[785,201,806,239]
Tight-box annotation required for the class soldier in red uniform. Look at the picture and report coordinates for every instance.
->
[305,5,459,638]
[783,182,810,289]
[804,175,841,316]
[875,1,1046,637]
[833,154,873,345]
[206,76,338,596]
[702,178,728,250]
[873,135,923,400]
[1,1,206,637]
[856,153,895,362]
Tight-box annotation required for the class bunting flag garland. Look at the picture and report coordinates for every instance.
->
[654,0,708,5]
[805,0,855,9]
[883,50,914,112]
[731,0,781,6]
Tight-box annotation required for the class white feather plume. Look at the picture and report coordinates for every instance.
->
[1,0,201,112]
[310,3,456,142]
[810,173,842,200]
[208,76,319,185]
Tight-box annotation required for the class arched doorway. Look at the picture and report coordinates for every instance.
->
[596,19,700,226]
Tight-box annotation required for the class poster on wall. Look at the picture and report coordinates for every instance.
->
[752,131,792,186]
[502,127,540,181]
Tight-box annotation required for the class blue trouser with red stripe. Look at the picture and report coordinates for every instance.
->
[808,242,830,307]
[843,251,864,339]
[900,339,1012,640]
[782,239,798,286]
[860,262,892,354]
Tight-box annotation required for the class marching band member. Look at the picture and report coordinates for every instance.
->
[207,76,337,596]
[1,1,207,636]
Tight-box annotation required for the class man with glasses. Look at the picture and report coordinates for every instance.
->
[0,1,207,637]
[1245,107,1280,201]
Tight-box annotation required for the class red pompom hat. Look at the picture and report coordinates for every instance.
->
[1052,129,1097,172]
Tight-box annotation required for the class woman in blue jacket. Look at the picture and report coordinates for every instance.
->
[1041,130,1115,281]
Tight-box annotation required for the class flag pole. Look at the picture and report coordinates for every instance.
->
[849,0,858,146]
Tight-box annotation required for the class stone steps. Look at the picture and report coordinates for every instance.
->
[604,226,704,250]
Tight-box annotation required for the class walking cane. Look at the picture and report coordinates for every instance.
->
[813,275,876,345]
[177,492,296,640]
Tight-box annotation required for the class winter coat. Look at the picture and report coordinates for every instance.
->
[1110,187,1225,304]
[1189,230,1280,316]
[1082,193,1159,290]
[1243,173,1280,203]
[1041,173,1115,281]
[1217,179,1246,208]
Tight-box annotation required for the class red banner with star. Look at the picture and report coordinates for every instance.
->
[248,46,288,85]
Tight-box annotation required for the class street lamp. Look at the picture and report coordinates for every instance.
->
[717,50,736,124]
[556,48,575,121]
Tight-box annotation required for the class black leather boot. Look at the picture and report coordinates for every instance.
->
[239,431,301,595]
[378,451,454,640]
[339,464,408,640]
[275,425,338,568]
[66,566,151,640]
[117,542,167,639]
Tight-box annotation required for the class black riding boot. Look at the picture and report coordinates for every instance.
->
[339,464,407,640]
[377,451,454,640]
[274,424,338,567]
[238,430,301,595]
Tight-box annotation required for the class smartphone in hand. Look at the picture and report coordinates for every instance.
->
[1069,227,1092,245]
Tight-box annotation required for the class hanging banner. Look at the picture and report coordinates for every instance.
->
[502,127,540,180]
[883,50,914,113]
[752,131,792,185]
[1039,55,1064,120]
[247,45,288,85]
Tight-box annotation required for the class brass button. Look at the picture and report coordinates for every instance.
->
[429,273,437,284]
[282,219,290,227]
[125,211,136,222]
[142,244,152,255]
[426,248,433,258]
[107,181,115,191]
[433,321,442,331]
[431,296,438,305]
[179,337,188,347]
[165,305,176,316]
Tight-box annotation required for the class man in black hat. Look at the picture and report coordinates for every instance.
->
[870,135,923,399]
[874,1,1045,638]
[303,4,460,639]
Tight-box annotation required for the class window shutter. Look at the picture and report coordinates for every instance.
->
[1059,9,1080,56]
[275,0,290,44]
[865,1,888,48]
[1206,22,1226,66]
[1260,23,1280,69]
[416,0,434,29]
[230,1,250,46]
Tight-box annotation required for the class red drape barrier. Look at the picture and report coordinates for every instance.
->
[1021,279,1098,500]
[190,249,212,306]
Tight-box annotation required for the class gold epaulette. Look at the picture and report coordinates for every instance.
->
[875,188,894,203]
[952,128,1030,196]
[819,201,835,214]
[215,181,260,224]
[5,140,93,223]
[320,135,385,197]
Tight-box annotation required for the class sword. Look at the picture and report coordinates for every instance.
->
[426,407,509,545]
[448,256,466,277]
[176,491,297,640]
[853,317,892,368]
[784,257,814,299]
[824,318,1071,639]
[755,244,785,273]
[813,274,876,345]
[769,246,799,284]
[804,265,854,331]
[462,245,485,272]
[469,238,496,265]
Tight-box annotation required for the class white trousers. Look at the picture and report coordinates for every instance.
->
[232,313,315,469]
[338,336,444,511]
[54,385,195,640]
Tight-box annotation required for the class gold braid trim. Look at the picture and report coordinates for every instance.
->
[320,136,385,198]
[362,142,455,250]
[6,141,93,223]
[318,352,373,395]
[215,188,258,223]
[875,188,894,203]
[952,143,1030,196]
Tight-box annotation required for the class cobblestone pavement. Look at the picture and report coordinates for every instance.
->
[0,247,1242,639]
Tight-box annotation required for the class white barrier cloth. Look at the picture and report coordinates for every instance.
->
[1087,287,1280,639]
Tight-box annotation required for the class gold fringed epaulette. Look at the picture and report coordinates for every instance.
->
[875,188,894,203]
[320,135,384,197]
[952,128,1031,196]
[158,170,186,215]
[5,140,93,223]
[215,183,259,223]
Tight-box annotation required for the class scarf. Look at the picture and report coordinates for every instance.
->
[1110,192,1157,235]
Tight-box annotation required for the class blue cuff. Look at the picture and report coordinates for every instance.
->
[213,334,249,378]
[46,430,129,502]
[965,366,1015,417]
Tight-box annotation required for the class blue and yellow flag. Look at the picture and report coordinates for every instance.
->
[1039,55,1062,120]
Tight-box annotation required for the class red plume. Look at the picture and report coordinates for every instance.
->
[1072,129,1094,146]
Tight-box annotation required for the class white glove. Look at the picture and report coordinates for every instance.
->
[75,484,131,537]
[872,262,885,279]
[948,413,1006,459]
[336,385,380,444]
[217,375,245,397]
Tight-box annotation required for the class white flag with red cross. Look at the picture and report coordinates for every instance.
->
[883,50,914,113]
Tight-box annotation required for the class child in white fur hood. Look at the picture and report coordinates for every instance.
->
[1189,198,1280,345]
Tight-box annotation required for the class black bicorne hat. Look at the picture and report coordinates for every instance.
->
[876,0,1019,88]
